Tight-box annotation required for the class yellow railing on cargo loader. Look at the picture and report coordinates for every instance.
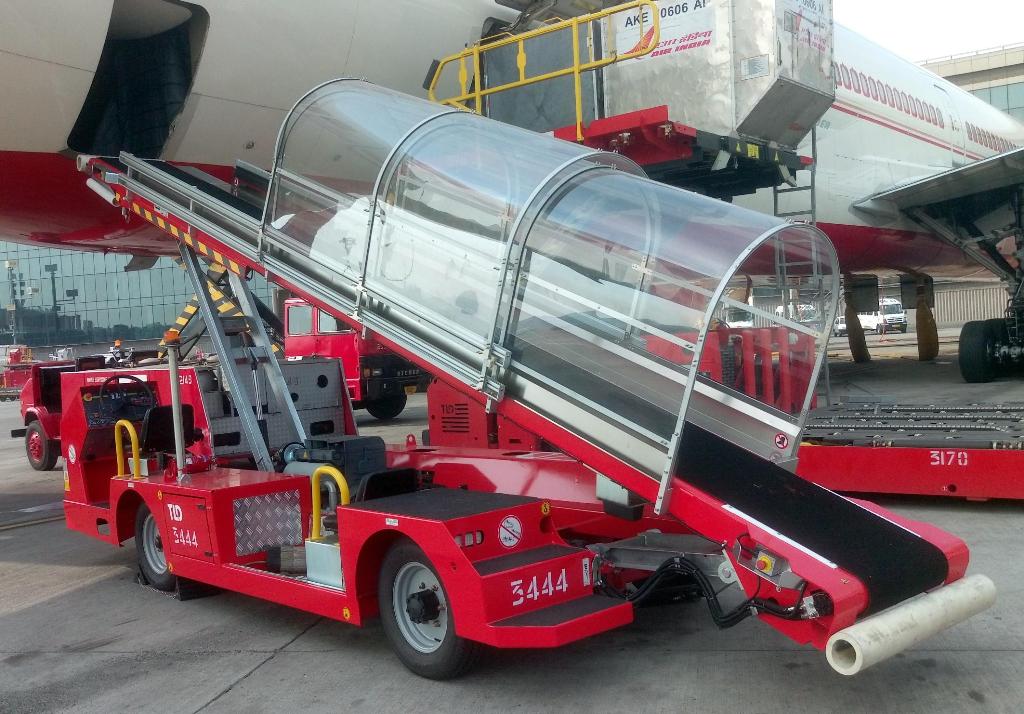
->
[427,0,660,141]
[310,465,351,542]
[115,419,141,480]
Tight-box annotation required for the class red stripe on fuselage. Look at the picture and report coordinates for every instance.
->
[832,101,984,162]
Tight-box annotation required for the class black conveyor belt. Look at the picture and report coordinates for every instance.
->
[678,424,949,615]
[139,159,264,221]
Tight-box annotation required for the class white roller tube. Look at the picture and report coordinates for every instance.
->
[86,177,118,207]
[825,574,996,676]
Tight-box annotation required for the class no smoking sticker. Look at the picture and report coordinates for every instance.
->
[498,515,523,548]
[774,433,790,450]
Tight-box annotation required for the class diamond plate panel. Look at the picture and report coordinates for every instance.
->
[233,490,302,556]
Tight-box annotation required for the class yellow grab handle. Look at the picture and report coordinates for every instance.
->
[114,419,141,480]
[310,465,350,542]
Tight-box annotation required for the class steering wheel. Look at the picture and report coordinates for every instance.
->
[97,374,157,420]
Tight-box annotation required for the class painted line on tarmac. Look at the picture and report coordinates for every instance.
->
[16,500,63,513]
[0,515,64,532]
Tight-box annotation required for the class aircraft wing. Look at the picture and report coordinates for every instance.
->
[856,147,1024,281]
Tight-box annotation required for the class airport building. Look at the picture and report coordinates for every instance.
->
[0,244,272,348]
[921,43,1024,122]
[0,247,193,347]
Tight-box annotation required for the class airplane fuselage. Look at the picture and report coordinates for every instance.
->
[2,1,1024,278]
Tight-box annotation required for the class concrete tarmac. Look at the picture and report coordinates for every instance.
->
[2,364,1024,713]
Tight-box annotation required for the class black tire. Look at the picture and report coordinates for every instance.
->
[25,421,58,471]
[135,504,177,591]
[366,393,408,421]
[378,540,481,680]
[959,320,994,383]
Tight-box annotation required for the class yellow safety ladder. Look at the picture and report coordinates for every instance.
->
[427,0,660,141]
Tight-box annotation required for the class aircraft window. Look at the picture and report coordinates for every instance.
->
[914,98,924,120]
[969,124,977,142]
[895,91,904,112]
[868,77,878,100]
[840,64,851,89]
[288,304,313,335]
[851,70,862,94]
[936,108,944,128]
[884,84,894,107]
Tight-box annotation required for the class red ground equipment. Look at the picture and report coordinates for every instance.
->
[282,297,429,420]
[68,80,993,679]
[11,358,81,470]
[1,346,37,400]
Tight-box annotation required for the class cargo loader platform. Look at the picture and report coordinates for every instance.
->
[799,403,1024,500]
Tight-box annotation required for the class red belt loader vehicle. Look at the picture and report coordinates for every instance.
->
[282,297,429,419]
[69,79,993,679]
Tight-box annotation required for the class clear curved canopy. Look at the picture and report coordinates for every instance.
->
[263,79,839,479]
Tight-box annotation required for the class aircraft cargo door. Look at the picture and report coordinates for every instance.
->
[934,84,969,168]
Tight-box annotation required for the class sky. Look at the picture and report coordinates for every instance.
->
[834,0,1024,63]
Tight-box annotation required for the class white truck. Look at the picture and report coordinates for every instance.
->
[834,297,908,336]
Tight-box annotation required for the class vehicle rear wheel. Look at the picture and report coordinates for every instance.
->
[959,320,994,383]
[378,540,481,680]
[135,504,177,591]
[366,393,407,421]
[25,421,58,471]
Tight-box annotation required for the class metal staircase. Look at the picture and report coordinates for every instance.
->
[178,244,306,470]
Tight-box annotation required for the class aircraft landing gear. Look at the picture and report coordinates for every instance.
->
[959,317,1015,383]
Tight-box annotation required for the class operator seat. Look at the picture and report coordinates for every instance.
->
[139,405,201,460]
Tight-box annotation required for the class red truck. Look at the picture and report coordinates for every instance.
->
[12,358,85,470]
[283,298,428,420]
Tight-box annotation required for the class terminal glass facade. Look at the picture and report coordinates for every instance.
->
[0,242,272,348]
[970,81,1024,123]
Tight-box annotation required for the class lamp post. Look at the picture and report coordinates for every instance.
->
[44,264,58,344]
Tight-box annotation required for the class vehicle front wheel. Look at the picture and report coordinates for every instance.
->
[366,393,408,421]
[25,421,58,471]
[135,504,177,591]
[378,540,481,680]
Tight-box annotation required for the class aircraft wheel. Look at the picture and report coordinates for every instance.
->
[378,539,481,680]
[959,320,994,383]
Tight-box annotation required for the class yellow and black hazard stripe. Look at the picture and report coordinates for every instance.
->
[158,280,280,356]
[130,201,243,275]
